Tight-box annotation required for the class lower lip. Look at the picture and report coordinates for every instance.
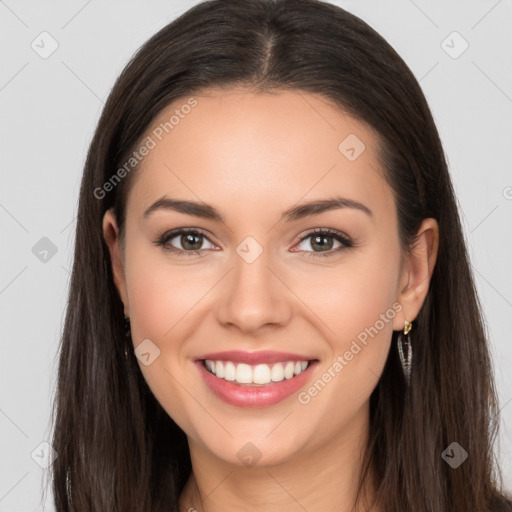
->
[195,360,318,408]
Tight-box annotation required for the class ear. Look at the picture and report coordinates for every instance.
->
[102,208,129,316]
[393,218,439,331]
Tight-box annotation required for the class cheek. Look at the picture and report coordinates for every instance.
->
[122,242,207,433]
[124,238,208,341]
[297,244,400,346]
[295,238,401,396]
[291,270,399,444]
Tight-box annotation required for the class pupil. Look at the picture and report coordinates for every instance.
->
[183,234,202,250]
[312,235,333,251]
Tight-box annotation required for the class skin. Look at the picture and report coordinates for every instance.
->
[102,89,439,512]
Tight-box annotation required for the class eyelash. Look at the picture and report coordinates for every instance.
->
[153,227,354,259]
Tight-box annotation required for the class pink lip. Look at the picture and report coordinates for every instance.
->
[196,350,312,365]
[195,359,319,408]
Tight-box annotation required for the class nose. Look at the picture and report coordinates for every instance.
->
[215,247,293,335]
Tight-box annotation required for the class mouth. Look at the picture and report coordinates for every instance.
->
[201,358,314,386]
[194,351,319,407]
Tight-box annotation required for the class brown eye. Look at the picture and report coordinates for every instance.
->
[295,229,353,258]
[155,228,216,256]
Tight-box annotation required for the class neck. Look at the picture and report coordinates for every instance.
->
[178,402,379,512]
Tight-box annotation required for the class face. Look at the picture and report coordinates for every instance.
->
[103,89,436,468]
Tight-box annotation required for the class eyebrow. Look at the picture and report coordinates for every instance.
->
[143,195,373,223]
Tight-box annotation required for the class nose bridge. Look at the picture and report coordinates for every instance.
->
[215,235,292,332]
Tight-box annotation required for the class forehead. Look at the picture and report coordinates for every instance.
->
[126,89,393,223]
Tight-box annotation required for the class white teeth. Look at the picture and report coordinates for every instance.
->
[215,360,225,378]
[224,361,236,381]
[271,363,284,382]
[284,361,295,379]
[253,364,271,384]
[204,359,311,385]
[236,363,252,384]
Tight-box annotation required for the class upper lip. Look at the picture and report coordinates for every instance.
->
[196,350,316,365]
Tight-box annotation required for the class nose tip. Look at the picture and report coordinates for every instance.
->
[214,257,292,334]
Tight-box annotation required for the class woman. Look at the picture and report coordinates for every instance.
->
[49,0,512,510]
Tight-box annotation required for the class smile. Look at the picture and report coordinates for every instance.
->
[203,359,310,385]
[195,350,319,408]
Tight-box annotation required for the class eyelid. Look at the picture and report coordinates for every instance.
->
[293,228,354,258]
[296,227,351,245]
[156,227,217,255]
[154,227,354,257]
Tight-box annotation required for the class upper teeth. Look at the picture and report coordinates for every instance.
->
[204,360,309,385]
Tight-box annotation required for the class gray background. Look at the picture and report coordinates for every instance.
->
[1,0,511,510]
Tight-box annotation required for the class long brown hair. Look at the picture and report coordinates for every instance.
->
[48,0,512,510]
